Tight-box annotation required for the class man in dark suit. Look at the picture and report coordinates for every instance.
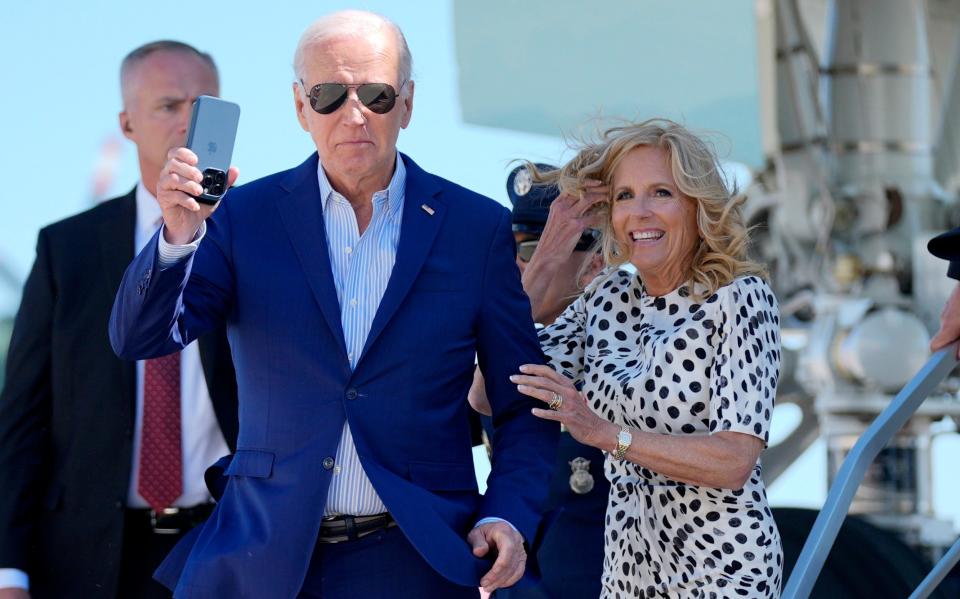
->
[110,10,557,599]
[929,228,960,356]
[0,41,238,599]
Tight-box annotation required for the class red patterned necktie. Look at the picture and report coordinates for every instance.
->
[138,351,183,511]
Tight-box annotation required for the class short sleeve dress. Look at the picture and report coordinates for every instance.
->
[539,269,783,598]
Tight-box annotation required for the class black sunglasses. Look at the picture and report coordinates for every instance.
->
[300,79,405,115]
[516,229,600,263]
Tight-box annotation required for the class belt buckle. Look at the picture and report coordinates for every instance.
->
[150,507,182,535]
[317,514,393,544]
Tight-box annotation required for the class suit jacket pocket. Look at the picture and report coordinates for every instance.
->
[205,450,274,502]
[408,461,477,491]
[224,449,276,478]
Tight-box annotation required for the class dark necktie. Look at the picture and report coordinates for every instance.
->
[138,351,183,511]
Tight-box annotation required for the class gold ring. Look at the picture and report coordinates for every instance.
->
[549,392,563,410]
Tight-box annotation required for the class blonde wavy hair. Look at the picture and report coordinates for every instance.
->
[530,118,765,299]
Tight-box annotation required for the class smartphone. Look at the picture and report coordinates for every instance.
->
[185,95,241,205]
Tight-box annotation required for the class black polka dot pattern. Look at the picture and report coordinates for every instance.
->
[539,270,783,598]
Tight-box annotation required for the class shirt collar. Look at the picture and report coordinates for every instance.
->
[316,153,406,220]
[135,180,163,237]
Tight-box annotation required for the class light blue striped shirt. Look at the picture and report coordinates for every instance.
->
[319,155,405,516]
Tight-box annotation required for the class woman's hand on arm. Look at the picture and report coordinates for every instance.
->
[512,364,618,447]
[515,363,764,490]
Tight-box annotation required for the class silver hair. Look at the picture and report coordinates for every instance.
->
[292,10,412,85]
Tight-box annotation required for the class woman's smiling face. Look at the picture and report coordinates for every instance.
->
[610,145,700,295]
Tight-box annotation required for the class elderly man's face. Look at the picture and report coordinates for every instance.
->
[611,145,700,293]
[120,50,219,185]
[294,31,413,189]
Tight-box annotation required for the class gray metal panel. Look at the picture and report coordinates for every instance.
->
[452,0,765,168]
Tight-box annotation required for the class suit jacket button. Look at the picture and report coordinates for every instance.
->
[345,388,358,400]
[322,457,335,470]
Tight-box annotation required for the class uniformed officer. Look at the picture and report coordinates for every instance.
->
[469,164,607,598]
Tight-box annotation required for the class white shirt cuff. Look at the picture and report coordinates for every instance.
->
[474,517,519,536]
[0,568,29,590]
[157,221,207,269]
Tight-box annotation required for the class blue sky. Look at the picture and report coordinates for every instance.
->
[1,0,958,530]
[0,0,567,303]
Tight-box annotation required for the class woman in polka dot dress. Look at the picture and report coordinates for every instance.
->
[511,119,783,598]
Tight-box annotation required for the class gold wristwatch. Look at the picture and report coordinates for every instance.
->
[613,426,632,460]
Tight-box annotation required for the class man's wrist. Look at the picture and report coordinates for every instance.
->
[157,221,206,268]
[162,222,199,246]
[474,517,520,537]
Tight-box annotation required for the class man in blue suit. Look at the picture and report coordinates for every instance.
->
[109,10,558,599]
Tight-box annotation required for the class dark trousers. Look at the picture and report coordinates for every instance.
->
[115,511,186,599]
[297,525,480,599]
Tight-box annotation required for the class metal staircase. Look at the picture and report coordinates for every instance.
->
[782,343,960,598]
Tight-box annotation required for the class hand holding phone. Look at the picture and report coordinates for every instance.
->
[156,96,240,245]
[157,149,240,245]
[186,95,241,205]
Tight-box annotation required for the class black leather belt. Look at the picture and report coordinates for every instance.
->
[127,504,215,535]
[318,513,396,544]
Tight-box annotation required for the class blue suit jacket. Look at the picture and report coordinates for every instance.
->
[109,153,558,598]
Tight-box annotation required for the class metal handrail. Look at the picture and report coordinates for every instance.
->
[781,343,960,599]
[909,536,960,599]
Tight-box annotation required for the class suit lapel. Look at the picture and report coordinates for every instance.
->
[358,155,445,366]
[275,154,350,359]
[99,189,137,300]
[98,190,137,422]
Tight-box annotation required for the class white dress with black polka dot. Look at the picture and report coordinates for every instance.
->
[539,270,783,598]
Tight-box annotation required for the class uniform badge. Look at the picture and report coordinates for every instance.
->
[568,456,595,494]
[513,166,533,197]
